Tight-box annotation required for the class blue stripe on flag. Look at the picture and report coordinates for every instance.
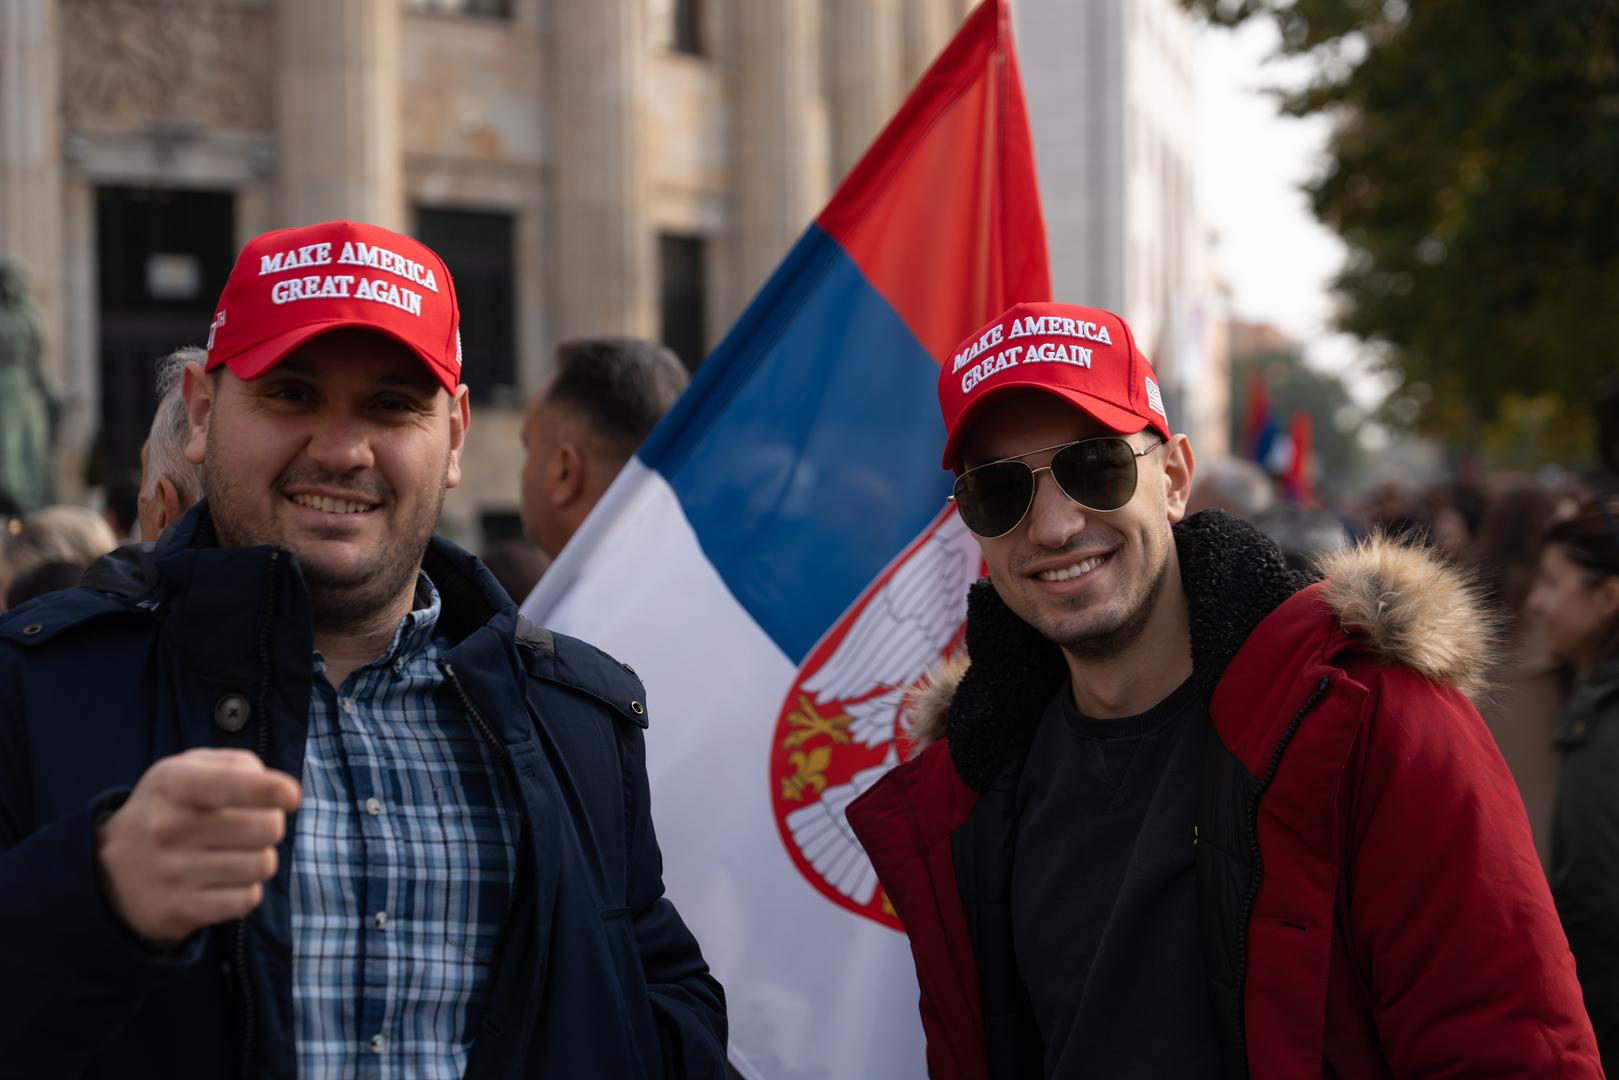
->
[638,225,952,665]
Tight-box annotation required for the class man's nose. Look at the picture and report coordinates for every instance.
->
[1023,469,1087,549]
[304,416,375,472]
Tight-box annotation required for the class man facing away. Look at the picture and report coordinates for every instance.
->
[518,337,688,560]
[847,301,1599,1078]
[0,220,726,1078]
[137,345,206,542]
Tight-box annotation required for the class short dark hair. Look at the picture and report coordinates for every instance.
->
[544,337,689,465]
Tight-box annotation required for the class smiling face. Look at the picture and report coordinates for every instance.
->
[184,329,469,630]
[960,390,1194,659]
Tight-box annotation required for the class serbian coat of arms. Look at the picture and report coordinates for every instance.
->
[768,507,983,930]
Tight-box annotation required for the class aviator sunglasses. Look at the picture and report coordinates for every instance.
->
[950,436,1164,539]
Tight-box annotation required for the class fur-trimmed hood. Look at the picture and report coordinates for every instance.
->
[907,510,1495,790]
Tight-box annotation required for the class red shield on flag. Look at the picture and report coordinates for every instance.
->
[768,508,982,929]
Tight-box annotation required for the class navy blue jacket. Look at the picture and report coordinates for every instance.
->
[0,505,727,1079]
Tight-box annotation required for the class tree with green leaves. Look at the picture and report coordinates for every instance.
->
[1189,0,1619,462]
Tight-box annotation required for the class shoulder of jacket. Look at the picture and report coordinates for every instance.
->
[1315,534,1496,701]
[515,616,650,730]
[0,585,146,651]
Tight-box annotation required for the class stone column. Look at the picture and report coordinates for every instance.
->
[901,0,958,88]
[549,0,653,341]
[827,0,901,184]
[731,0,822,301]
[275,0,403,230]
[0,0,65,367]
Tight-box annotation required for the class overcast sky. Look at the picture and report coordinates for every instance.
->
[1193,17,1391,406]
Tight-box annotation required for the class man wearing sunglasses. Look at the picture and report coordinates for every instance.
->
[847,302,1598,1078]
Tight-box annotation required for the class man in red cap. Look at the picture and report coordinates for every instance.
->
[0,221,726,1077]
[847,302,1599,1077]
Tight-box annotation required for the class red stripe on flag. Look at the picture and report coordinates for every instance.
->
[816,0,1050,366]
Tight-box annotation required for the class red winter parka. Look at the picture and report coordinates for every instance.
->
[848,512,1601,1079]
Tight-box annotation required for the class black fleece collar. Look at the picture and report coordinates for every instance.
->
[945,509,1313,792]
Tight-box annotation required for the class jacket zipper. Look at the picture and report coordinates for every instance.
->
[441,662,507,752]
[237,550,280,1080]
[1231,673,1331,1080]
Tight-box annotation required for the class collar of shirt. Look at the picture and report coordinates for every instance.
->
[312,573,443,681]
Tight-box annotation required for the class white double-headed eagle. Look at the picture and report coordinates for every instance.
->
[784,512,983,906]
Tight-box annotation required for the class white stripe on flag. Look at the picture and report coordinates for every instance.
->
[521,461,926,1078]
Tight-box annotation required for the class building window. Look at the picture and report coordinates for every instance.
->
[650,0,703,56]
[404,0,511,18]
[414,207,518,399]
[658,232,708,372]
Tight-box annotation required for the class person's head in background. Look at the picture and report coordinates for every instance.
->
[1251,503,1348,574]
[102,470,141,542]
[1526,497,1619,680]
[0,505,119,612]
[1185,455,1274,520]
[481,538,551,606]
[519,337,689,558]
[1473,482,1559,621]
[138,346,207,542]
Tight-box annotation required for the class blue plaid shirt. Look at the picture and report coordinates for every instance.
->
[291,575,521,1079]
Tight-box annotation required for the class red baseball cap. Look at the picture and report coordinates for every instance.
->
[204,220,462,393]
[938,301,1171,470]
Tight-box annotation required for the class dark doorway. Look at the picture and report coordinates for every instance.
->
[93,186,235,487]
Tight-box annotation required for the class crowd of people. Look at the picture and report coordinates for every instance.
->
[1,217,1618,1077]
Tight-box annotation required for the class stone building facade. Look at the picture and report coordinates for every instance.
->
[0,0,972,539]
[0,0,1222,540]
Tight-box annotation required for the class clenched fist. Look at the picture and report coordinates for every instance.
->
[96,748,301,943]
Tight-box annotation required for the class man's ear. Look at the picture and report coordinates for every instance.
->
[446,385,470,490]
[550,441,587,508]
[155,477,183,534]
[1163,434,1196,523]
[1596,574,1619,620]
[181,361,213,466]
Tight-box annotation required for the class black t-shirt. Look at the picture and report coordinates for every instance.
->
[1010,676,1224,1078]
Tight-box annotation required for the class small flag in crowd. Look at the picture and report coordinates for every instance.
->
[521,1,1049,1075]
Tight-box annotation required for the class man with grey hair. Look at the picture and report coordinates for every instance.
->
[518,337,689,558]
[136,346,205,541]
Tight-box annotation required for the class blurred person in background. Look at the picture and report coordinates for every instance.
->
[519,337,688,560]
[480,537,550,606]
[1527,496,1619,1069]
[137,346,206,542]
[1474,482,1566,862]
[6,560,89,611]
[1185,455,1273,519]
[1425,482,1486,561]
[0,504,118,612]
[100,470,142,543]
[1250,502,1348,573]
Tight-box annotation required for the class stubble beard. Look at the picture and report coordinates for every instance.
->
[204,425,448,635]
[1055,550,1169,661]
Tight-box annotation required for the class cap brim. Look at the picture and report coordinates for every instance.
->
[942,380,1163,470]
[211,318,458,394]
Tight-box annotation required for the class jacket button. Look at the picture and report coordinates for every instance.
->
[214,693,251,733]
[21,623,42,636]
[630,699,645,717]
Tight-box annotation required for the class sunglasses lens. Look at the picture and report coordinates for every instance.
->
[953,461,1035,537]
[1051,438,1139,511]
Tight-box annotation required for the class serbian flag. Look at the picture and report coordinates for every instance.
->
[521,2,1048,1074]
[1244,369,1279,467]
